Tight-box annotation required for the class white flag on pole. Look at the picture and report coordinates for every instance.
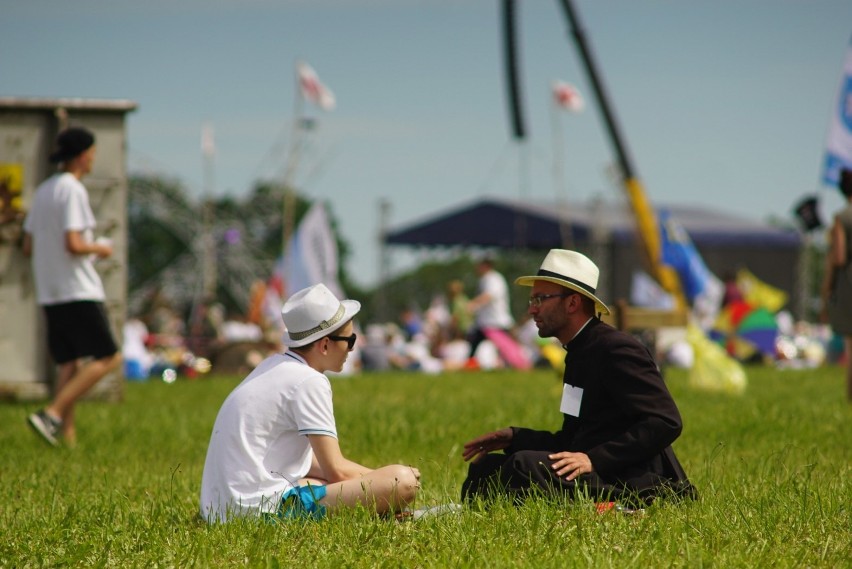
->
[296,61,336,111]
[630,271,675,310]
[822,35,852,186]
[552,80,585,112]
[284,202,343,299]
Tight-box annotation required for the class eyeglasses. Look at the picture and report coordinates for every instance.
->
[528,293,575,308]
[328,333,357,351]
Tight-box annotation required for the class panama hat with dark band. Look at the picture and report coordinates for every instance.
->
[282,283,361,348]
[514,249,610,316]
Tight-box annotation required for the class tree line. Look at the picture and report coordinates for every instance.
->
[127,174,542,327]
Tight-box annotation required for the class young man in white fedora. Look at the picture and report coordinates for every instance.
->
[461,249,696,507]
[200,283,420,523]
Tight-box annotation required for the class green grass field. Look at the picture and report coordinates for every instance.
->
[1,365,849,568]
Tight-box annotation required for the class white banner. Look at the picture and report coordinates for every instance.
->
[284,202,343,299]
[822,35,852,186]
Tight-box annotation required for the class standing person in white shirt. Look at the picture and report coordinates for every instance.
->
[23,127,122,447]
[465,257,514,367]
[200,284,421,523]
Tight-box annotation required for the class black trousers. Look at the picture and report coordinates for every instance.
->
[467,327,512,359]
[462,452,611,503]
[462,451,695,506]
[466,328,487,358]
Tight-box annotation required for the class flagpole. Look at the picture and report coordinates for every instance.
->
[796,232,811,319]
[201,121,217,300]
[377,198,392,322]
[550,91,564,202]
[549,89,573,248]
[282,62,306,265]
[280,60,335,298]
[513,140,529,249]
[188,121,217,352]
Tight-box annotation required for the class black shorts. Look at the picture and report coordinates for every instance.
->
[43,301,119,364]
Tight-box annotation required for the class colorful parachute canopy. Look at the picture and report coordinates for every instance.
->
[711,300,779,360]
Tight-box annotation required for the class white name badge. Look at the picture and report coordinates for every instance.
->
[560,383,584,417]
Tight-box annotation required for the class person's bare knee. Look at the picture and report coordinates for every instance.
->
[101,352,122,373]
[85,353,122,383]
[386,464,419,503]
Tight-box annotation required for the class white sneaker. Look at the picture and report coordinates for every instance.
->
[407,503,464,521]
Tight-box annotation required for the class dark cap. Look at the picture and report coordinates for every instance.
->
[793,196,822,232]
[49,127,95,164]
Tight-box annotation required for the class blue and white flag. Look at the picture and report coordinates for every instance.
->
[659,210,713,303]
[822,35,852,186]
[658,210,723,328]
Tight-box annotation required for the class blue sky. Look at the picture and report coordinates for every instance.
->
[3,0,851,288]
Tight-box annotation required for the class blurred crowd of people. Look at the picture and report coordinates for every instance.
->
[123,260,564,382]
[357,298,544,375]
[123,256,848,383]
[350,257,553,375]
[123,292,270,382]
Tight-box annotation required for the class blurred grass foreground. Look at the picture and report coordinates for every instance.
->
[1,365,849,567]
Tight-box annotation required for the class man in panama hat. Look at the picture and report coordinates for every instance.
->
[461,249,696,507]
[200,283,421,523]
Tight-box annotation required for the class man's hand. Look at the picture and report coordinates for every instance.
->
[462,428,513,463]
[65,231,112,258]
[548,451,593,481]
[93,240,113,259]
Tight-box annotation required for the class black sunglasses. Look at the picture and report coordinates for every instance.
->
[328,333,357,351]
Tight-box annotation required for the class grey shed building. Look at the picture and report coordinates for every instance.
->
[0,97,137,401]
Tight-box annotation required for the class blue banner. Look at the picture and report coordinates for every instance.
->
[659,210,713,303]
[822,35,852,186]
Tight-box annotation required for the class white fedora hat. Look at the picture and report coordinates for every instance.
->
[515,249,610,315]
[282,283,361,348]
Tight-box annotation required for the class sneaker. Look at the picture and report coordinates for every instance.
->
[27,410,62,447]
[615,504,645,516]
[396,503,463,522]
[412,503,463,520]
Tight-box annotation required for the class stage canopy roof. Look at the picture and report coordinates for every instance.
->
[384,197,801,249]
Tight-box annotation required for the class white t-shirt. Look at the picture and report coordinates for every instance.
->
[23,172,105,305]
[475,269,514,329]
[199,352,337,523]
